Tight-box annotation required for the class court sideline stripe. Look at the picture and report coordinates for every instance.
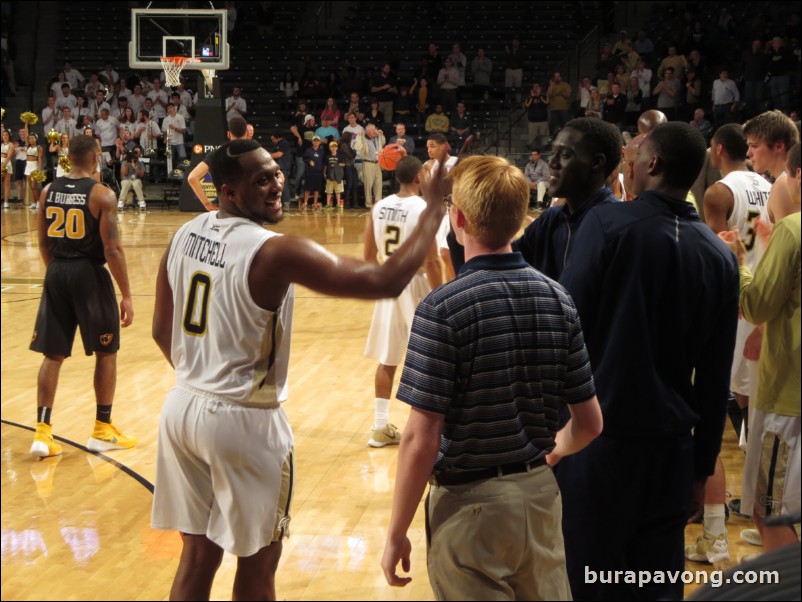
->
[1,418,154,493]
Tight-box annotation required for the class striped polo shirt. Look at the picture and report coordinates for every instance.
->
[397,252,596,474]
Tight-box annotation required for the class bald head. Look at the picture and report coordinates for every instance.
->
[638,110,668,135]
[623,134,647,197]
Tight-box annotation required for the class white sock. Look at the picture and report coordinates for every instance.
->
[703,504,726,537]
[374,398,390,429]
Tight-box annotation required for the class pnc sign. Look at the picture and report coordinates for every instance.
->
[194,144,222,154]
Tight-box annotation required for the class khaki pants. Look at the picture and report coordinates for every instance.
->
[119,178,144,206]
[362,161,382,207]
[528,121,550,145]
[426,466,571,601]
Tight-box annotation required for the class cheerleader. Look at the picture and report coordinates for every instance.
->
[24,130,44,209]
[1,130,12,208]
[50,132,70,178]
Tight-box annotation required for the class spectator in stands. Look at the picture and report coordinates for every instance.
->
[139,73,154,94]
[128,84,146,114]
[603,82,626,130]
[372,63,398,125]
[425,104,449,135]
[682,68,702,121]
[742,40,768,118]
[423,42,442,84]
[449,42,467,91]
[410,77,431,122]
[321,97,342,129]
[111,95,129,121]
[142,97,157,123]
[576,76,594,116]
[324,71,342,101]
[95,107,119,159]
[504,37,524,105]
[525,82,550,144]
[75,115,92,136]
[55,83,77,114]
[585,88,602,119]
[654,67,681,121]
[117,107,137,137]
[449,101,471,146]
[689,107,712,144]
[134,109,160,156]
[117,147,146,210]
[101,62,119,86]
[632,58,653,109]
[471,48,492,101]
[711,69,739,128]
[163,102,187,159]
[74,94,90,121]
[437,58,459,112]
[658,45,687,80]
[342,112,365,149]
[620,39,640,74]
[767,36,793,114]
[364,99,384,129]
[170,93,191,135]
[84,72,103,101]
[63,60,84,91]
[525,149,550,209]
[289,103,311,198]
[55,107,77,138]
[614,63,629,90]
[612,30,631,56]
[314,116,340,143]
[148,79,169,122]
[624,78,643,131]
[50,71,67,98]
[280,70,299,112]
[389,123,414,156]
[225,86,247,120]
[90,89,110,121]
[175,80,192,110]
[547,71,573,135]
[41,96,58,133]
[393,86,413,123]
[116,79,132,106]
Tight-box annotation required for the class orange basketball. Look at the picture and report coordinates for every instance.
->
[378,143,406,171]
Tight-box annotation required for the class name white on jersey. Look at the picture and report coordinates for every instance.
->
[719,170,772,270]
[167,212,294,406]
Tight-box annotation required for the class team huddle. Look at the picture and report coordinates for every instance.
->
[26,107,800,601]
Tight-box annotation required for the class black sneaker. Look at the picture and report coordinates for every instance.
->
[728,498,750,519]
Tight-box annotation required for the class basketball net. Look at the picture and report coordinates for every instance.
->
[160,56,199,87]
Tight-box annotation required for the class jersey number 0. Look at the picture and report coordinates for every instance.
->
[183,272,211,336]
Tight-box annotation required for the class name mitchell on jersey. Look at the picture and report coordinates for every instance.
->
[181,231,228,269]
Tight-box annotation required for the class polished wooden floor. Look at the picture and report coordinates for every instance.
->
[1,204,762,600]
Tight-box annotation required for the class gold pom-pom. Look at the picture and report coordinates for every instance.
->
[1,107,5,121]
[58,156,72,174]
[21,112,39,125]
[47,129,61,144]
[30,169,47,183]
[1,165,6,178]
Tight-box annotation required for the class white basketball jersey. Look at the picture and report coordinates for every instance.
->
[372,194,428,264]
[719,170,771,270]
[167,212,294,407]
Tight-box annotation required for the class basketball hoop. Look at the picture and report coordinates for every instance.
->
[160,56,199,87]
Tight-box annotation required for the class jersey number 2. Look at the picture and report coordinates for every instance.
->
[183,272,211,336]
[384,225,401,256]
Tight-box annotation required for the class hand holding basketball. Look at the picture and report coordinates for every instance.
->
[378,143,407,171]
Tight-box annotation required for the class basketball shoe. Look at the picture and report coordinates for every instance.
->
[740,528,763,546]
[368,424,402,448]
[685,528,730,563]
[87,420,137,452]
[30,422,63,458]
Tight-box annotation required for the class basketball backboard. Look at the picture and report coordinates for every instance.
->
[129,8,229,71]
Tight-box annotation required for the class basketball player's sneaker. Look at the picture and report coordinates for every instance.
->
[30,422,63,458]
[368,424,402,448]
[685,528,730,563]
[740,528,763,546]
[87,420,137,452]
